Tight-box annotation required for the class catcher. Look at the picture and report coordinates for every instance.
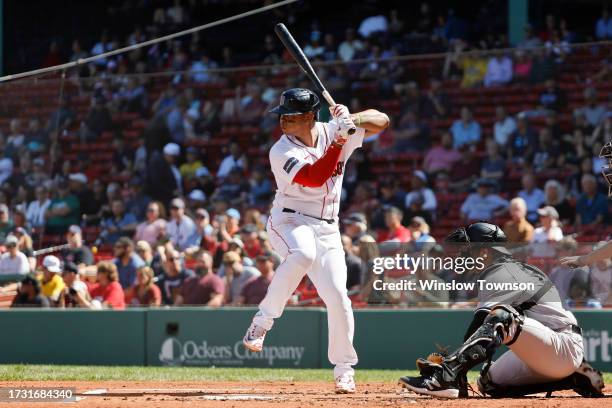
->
[399,222,605,398]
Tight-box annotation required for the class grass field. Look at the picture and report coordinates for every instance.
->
[0,365,611,384]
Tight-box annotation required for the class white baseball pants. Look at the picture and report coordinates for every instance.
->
[252,209,358,378]
[488,317,584,385]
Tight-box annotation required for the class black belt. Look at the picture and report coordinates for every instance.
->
[282,208,335,224]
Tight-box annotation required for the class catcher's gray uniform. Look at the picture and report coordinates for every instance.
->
[477,258,583,385]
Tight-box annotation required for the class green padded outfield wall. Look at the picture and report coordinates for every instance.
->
[0,309,146,365]
[0,308,610,371]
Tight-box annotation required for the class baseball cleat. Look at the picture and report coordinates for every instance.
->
[242,322,267,352]
[572,360,605,397]
[335,373,356,394]
[399,374,460,399]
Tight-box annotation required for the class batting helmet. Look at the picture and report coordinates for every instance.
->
[269,88,320,115]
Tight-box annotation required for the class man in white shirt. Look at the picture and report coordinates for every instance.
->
[0,235,30,275]
[358,14,388,38]
[461,179,509,222]
[166,198,197,251]
[404,170,437,212]
[217,141,246,179]
[26,186,51,228]
[484,55,513,87]
[493,107,516,148]
[337,28,364,62]
[518,174,545,223]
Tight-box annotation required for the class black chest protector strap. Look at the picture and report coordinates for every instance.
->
[514,261,555,313]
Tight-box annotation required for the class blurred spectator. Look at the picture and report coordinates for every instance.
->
[116,77,147,114]
[179,147,202,180]
[100,199,138,244]
[248,166,273,207]
[393,110,430,152]
[589,241,612,304]
[512,50,532,83]
[222,250,259,305]
[6,119,25,159]
[518,174,545,223]
[47,95,74,132]
[135,240,163,275]
[10,275,50,307]
[421,79,450,118]
[549,237,579,300]
[503,197,534,243]
[44,180,80,235]
[217,142,246,180]
[303,31,324,59]
[194,100,221,137]
[539,79,566,112]
[457,47,488,88]
[166,198,197,251]
[481,139,506,182]
[157,249,195,305]
[337,28,364,62]
[483,53,513,87]
[596,8,612,40]
[40,255,65,305]
[358,13,388,38]
[508,115,537,162]
[574,88,606,127]
[166,95,190,144]
[61,225,94,267]
[341,234,362,291]
[460,179,509,222]
[543,180,574,225]
[405,170,436,213]
[134,201,167,247]
[450,107,481,149]
[545,31,570,63]
[529,48,556,84]
[342,213,371,247]
[239,224,263,259]
[213,168,249,206]
[377,206,412,243]
[408,216,436,250]
[236,250,276,305]
[175,250,224,306]
[0,235,29,275]
[79,95,113,142]
[0,148,14,186]
[449,148,481,192]
[517,25,542,50]
[125,266,162,307]
[69,173,95,218]
[113,237,145,289]
[493,107,516,148]
[146,143,181,206]
[58,262,91,308]
[189,52,218,83]
[575,174,608,228]
[0,204,13,242]
[533,128,560,171]
[531,206,564,254]
[87,261,126,310]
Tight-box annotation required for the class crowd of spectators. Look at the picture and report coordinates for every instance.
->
[0,2,611,309]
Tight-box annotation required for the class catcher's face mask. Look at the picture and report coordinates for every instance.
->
[600,141,612,197]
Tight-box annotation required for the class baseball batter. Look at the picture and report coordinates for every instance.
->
[242,88,389,393]
[399,222,604,398]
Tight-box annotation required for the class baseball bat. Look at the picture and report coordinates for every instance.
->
[32,243,70,257]
[274,23,356,135]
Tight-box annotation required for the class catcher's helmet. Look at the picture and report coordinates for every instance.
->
[445,222,507,244]
[269,88,320,115]
[600,141,612,197]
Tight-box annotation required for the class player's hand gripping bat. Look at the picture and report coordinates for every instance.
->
[274,23,356,135]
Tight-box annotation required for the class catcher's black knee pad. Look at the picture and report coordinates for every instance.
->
[484,305,524,346]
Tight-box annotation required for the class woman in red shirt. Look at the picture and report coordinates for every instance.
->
[87,261,126,310]
[124,266,162,307]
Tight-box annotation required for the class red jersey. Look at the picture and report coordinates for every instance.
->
[377,225,412,243]
[90,281,126,310]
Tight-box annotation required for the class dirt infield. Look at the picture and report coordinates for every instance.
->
[0,381,609,407]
